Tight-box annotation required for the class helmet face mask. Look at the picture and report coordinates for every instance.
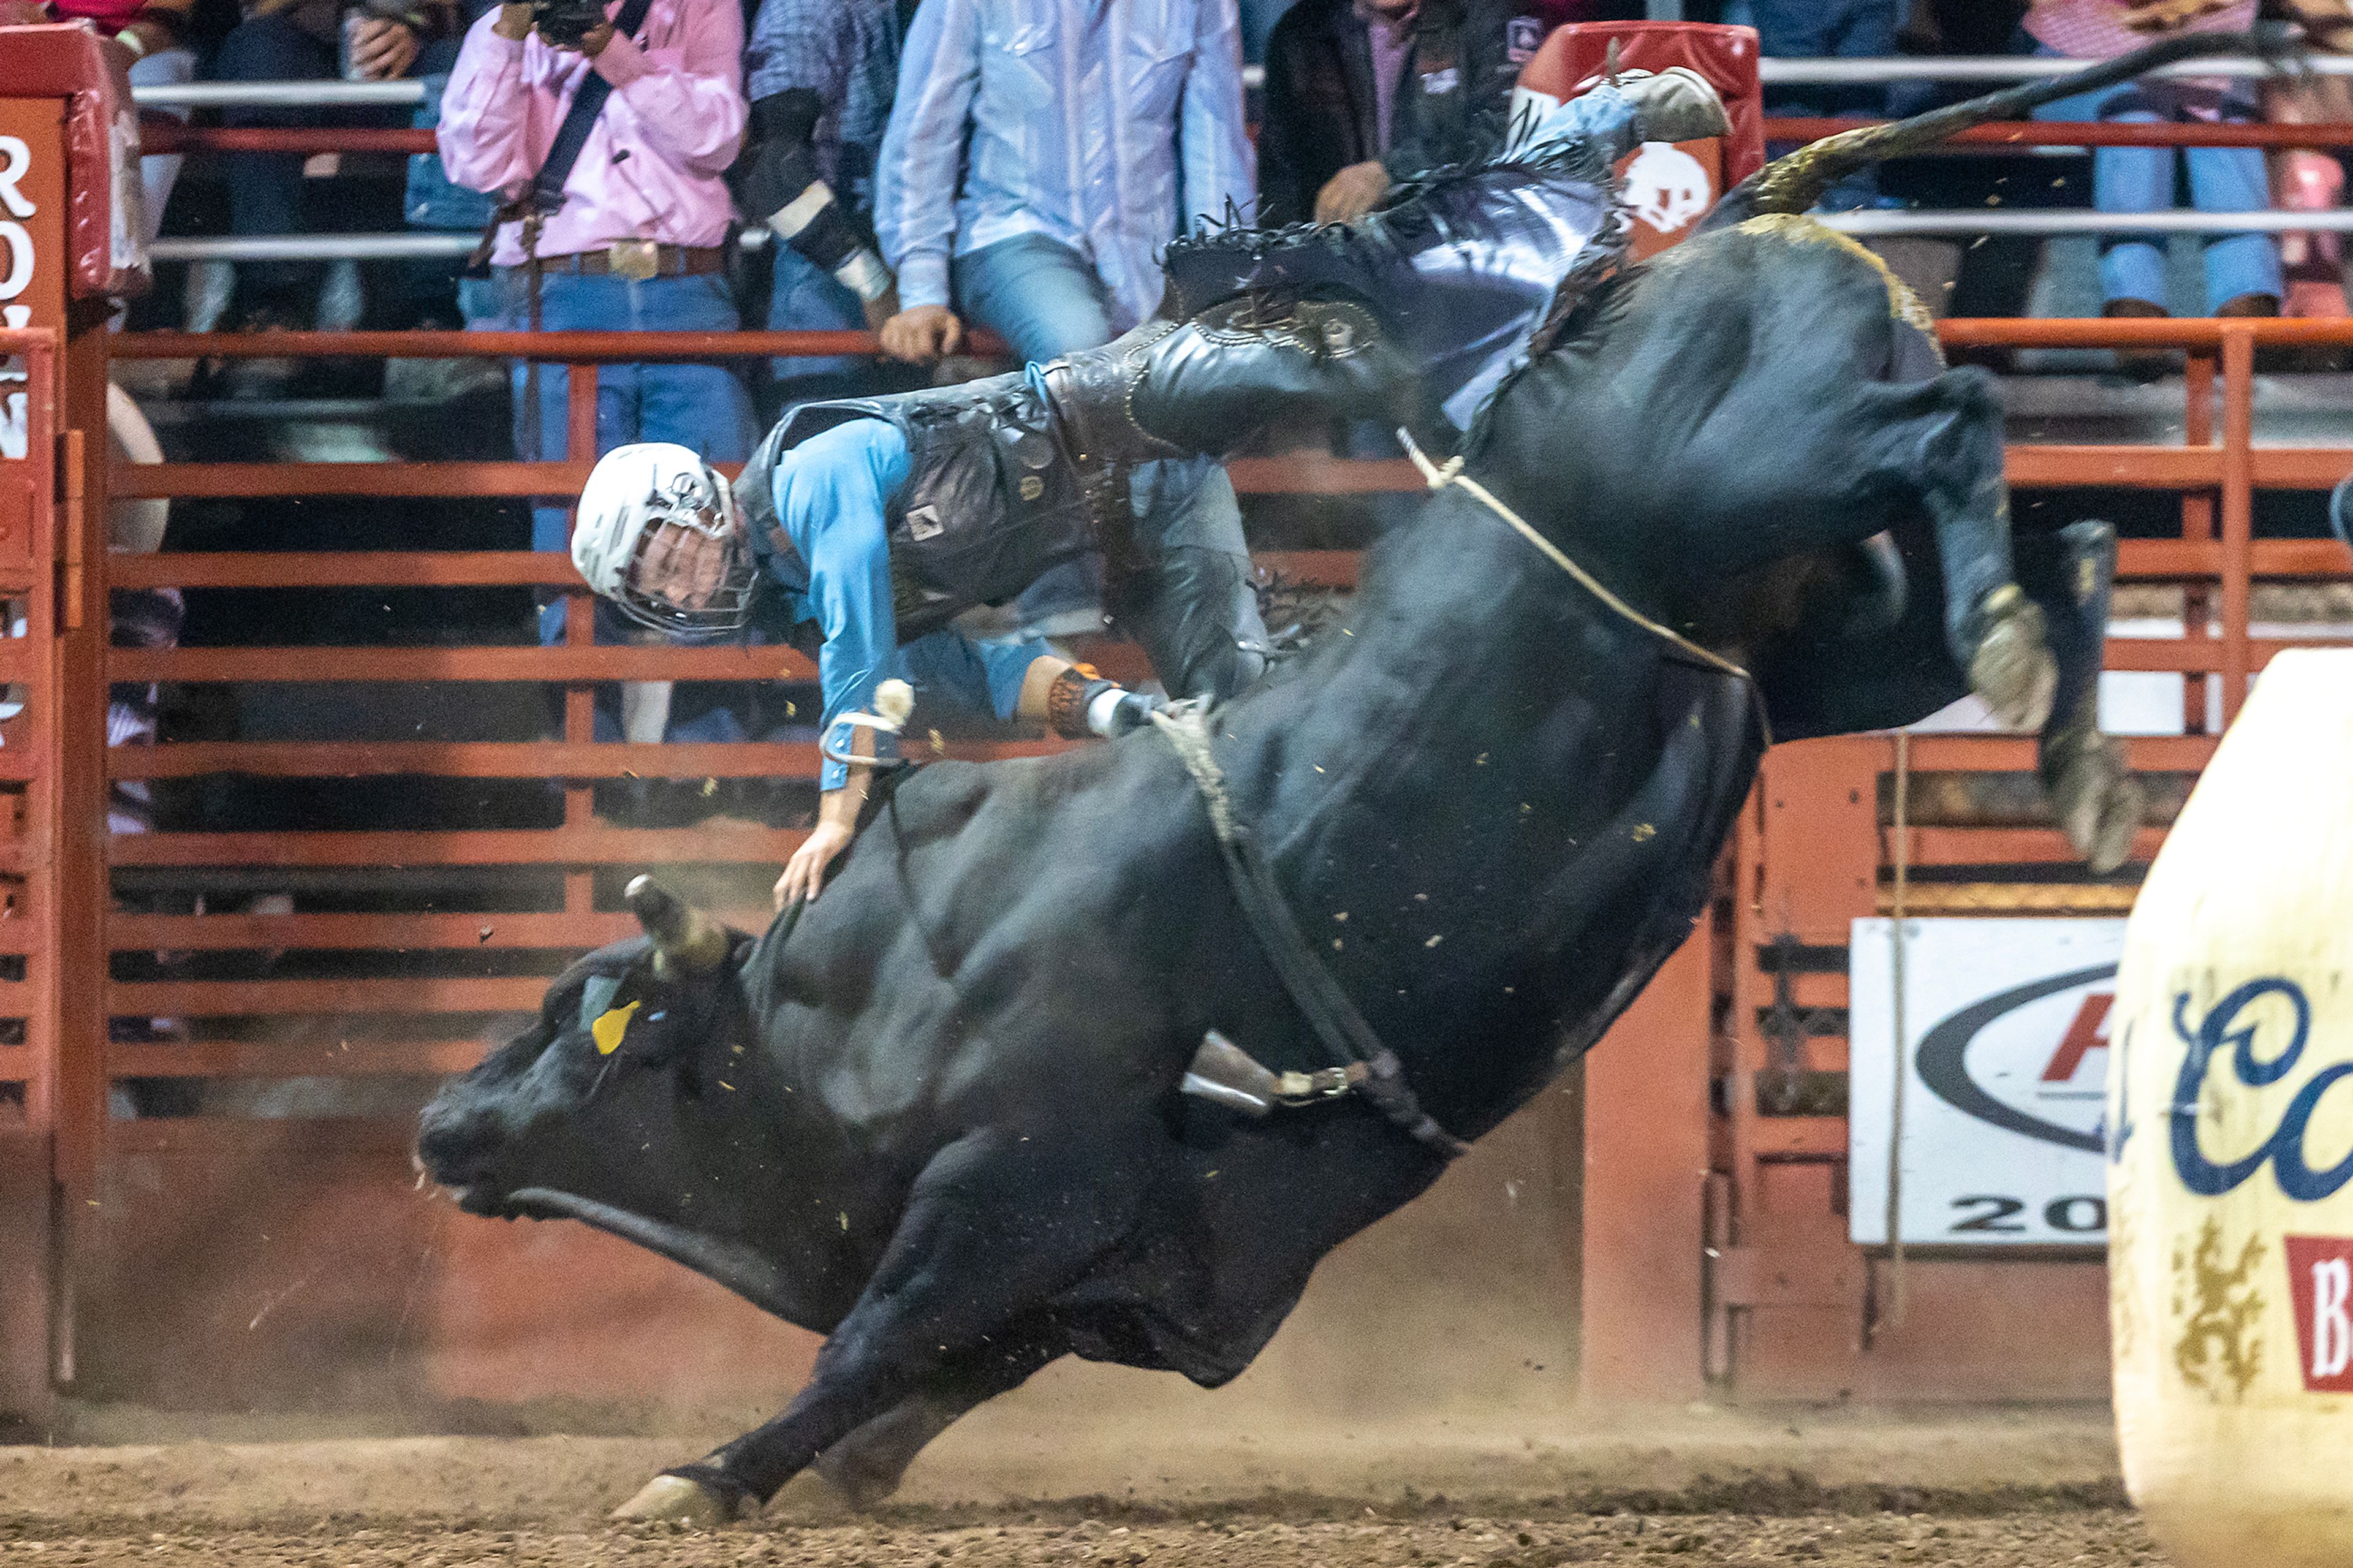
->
[574,444,759,642]
[615,481,757,640]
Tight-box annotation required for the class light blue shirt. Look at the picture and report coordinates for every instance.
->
[873,0,1256,331]
[759,417,1047,789]
[762,420,911,792]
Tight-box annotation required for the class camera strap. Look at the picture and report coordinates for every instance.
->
[460,0,657,279]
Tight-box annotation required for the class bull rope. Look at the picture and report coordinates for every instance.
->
[1151,705,1472,1161]
[1396,429,1760,691]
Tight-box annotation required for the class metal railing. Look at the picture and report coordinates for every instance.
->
[124,85,2353,260]
[113,53,2353,110]
[88,314,2353,933]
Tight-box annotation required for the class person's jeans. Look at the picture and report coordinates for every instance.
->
[2034,64,2284,313]
[214,14,337,311]
[480,267,758,741]
[767,245,870,403]
[1118,458,1270,702]
[951,231,1122,365]
[1737,0,1898,208]
[126,48,196,248]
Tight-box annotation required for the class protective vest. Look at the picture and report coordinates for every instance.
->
[736,372,1120,643]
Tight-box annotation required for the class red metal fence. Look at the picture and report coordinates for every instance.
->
[4,302,2352,1417]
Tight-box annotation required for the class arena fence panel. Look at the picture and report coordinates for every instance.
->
[11,295,2353,1415]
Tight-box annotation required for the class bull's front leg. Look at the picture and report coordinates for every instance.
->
[1876,365,2057,735]
[2016,520,2145,874]
[797,1329,1064,1510]
[612,1129,1129,1523]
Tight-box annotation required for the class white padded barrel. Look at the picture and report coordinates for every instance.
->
[2110,649,2353,1567]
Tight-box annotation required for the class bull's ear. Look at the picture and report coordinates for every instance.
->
[624,875,732,979]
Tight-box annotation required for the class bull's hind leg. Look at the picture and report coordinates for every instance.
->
[613,1131,1126,1521]
[797,1331,1064,1510]
[2017,520,2145,873]
[1757,519,2142,874]
[1864,364,2056,733]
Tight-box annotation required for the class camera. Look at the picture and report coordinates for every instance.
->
[531,0,607,48]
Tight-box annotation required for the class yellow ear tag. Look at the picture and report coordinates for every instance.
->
[591,999,642,1056]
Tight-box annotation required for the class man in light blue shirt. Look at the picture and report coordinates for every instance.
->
[873,0,1254,361]
[870,0,1259,642]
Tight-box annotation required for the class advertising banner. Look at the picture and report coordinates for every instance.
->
[1849,917,2124,1247]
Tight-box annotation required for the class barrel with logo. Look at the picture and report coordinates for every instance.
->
[1512,23,1762,262]
[2109,648,2353,1566]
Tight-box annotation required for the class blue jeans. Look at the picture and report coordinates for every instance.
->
[2033,62,2284,313]
[767,245,869,401]
[1744,0,1898,116]
[484,267,756,585]
[896,627,1049,726]
[951,232,1123,364]
[481,267,758,742]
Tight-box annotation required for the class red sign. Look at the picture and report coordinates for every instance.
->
[2041,993,2113,1084]
[2284,1236,2353,1393]
[0,97,67,341]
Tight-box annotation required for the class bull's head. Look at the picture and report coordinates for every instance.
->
[415,877,760,1224]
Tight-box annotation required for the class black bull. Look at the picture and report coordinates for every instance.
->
[418,32,2281,1520]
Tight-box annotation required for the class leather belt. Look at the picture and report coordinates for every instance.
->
[512,241,727,280]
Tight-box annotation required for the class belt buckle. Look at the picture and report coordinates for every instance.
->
[608,240,661,281]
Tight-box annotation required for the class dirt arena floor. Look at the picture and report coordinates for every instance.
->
[0,1407,2169,1566]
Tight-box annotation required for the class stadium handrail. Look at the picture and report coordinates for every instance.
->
[113,54,2353,108]
[137,205,2353,263]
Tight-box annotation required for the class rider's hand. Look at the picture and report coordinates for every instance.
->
[493,2,533,39]
[775,819,853,909]
[349,17,419,78]
[879,304,963,363]
[1315,161,1392,224]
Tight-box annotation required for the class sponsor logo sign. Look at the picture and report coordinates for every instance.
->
[0,101,66,466]
[1621,143,1712,237]
[1850,918,2124,1246]
[2285,1236,2353,1394]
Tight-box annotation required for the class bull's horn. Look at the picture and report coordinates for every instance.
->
[624,874,732,977]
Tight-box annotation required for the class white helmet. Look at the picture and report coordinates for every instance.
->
[572,442,756,639]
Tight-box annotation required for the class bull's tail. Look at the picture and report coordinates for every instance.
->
[1702,27,2298,229]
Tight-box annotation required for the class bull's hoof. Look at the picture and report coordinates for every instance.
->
[2045,725,2144,875]
[1969,589,2057,733]
[611,1473,740,1527]
[2065,748,2145,876]
[811,1448,905,1512]
[772,1466,868,1520]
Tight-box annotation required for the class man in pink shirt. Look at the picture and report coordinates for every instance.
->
[439,0,762,761]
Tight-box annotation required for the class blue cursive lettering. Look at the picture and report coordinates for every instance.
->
[2169,978,2351,1200]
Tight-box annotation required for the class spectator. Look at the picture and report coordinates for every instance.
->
[1727,0,1900,210]
[2260,72,2351,320]
[393,13,512,401]
[438,0,759,753]
[206,0,462,346]
[871,0,1263,656]
[1256,0,1416,227]
[0,0,199,246]
[738,0,911,406]
[874,0,1252,368]
[2026,0,2283,322]
[1269,0,1557,227]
